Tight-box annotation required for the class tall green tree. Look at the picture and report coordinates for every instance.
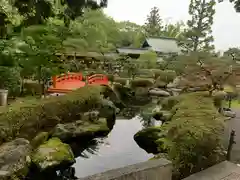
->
[18,23,68,95]
[224,47,240,61]
[10,0,108,28]
[144,6,163,37]
[118,21,145,47]
[161,21,185,39]
[184,0,216,52]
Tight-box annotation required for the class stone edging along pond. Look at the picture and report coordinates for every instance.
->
[0,85,122,180]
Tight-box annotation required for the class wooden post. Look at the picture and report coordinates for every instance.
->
[227,130,236,161]
[52,76,57,88]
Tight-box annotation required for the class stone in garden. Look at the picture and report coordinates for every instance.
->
[31,137,75,171]
[0,138,31,180]
[223,110,236,118]
[149,88,170,97]
[51,119,109,142]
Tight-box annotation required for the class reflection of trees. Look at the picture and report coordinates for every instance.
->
[141,117,155,128]
[57,167,77,180]
[69,138,105,159]
[139,111,156,129]
[78,138,104,158]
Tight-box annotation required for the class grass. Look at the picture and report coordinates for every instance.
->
[225,100,240,108]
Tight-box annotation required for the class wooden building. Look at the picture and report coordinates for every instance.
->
[116,36,182,59]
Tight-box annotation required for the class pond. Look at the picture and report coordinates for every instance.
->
[26,116,154,180]
[72,116,153,178]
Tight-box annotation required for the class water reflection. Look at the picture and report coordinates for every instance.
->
[73,116,153,178]
[25,117,153,180]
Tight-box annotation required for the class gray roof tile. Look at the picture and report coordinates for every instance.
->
[143,37,181,54]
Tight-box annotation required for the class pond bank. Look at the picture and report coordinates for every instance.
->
[73,117,153,178]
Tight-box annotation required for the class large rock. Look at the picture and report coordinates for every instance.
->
[31,137,75,171]
[0,138,31,180]
[222,109,236,118]
[149,88,170,97]
[51,119,110,142]
[134,127,165,154]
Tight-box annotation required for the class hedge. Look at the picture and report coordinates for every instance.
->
[130,78,154,88]
[159,92,225,179]
[0,85,106,145]
[114,77,129,85]
[150,69,176,84]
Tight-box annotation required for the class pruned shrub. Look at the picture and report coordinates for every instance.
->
[151,69,176,84]
[213,91,226,109]
[114,77,129,85]
[159,92,225,179]
[159,70,176,84]
[161,96,180,110]
[131,78,154,88]
[23,82,42,96]
[154,78,167,88]
[0,85,106,145]
[151,69,164,80]
[137,69,154,78]
[107,74,114,82]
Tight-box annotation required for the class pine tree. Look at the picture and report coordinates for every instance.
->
[184,0,216,52]
[144,6,163,36]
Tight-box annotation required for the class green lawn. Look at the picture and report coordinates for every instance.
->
[225,100,240,108]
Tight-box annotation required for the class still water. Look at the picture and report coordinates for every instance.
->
[73,116,153,178]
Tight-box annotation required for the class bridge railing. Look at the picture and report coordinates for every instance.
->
[87,74,108,85]
[52,73,83,88]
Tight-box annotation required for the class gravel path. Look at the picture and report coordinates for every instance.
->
[225,108,240,163]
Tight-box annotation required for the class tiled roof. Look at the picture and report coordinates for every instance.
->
[142,36,181,54]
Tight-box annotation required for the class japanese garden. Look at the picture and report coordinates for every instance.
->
[0,0,240,180]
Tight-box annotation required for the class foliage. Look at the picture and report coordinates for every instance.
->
[23,82,42,96]
[159,70,176,84]
[118,21,145,47]
[13,0,107,27]
[161,21,185,39]
[0,66,21,96]
[69,10,120,52]
[224,47,240,61]
[167,53,236,93]
[144,6,163,36]
[123,58,139,79]
[150,69,176,84]
[139,51,158,69]
[18,24,69,94]
[159,92,225,178]
[161,96,181,111]
[0,85,105,145]
[114,77,129,85]
[130,78,154,88]
[183,0,216,52]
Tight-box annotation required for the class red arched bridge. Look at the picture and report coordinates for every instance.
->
[47,73,109,93]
